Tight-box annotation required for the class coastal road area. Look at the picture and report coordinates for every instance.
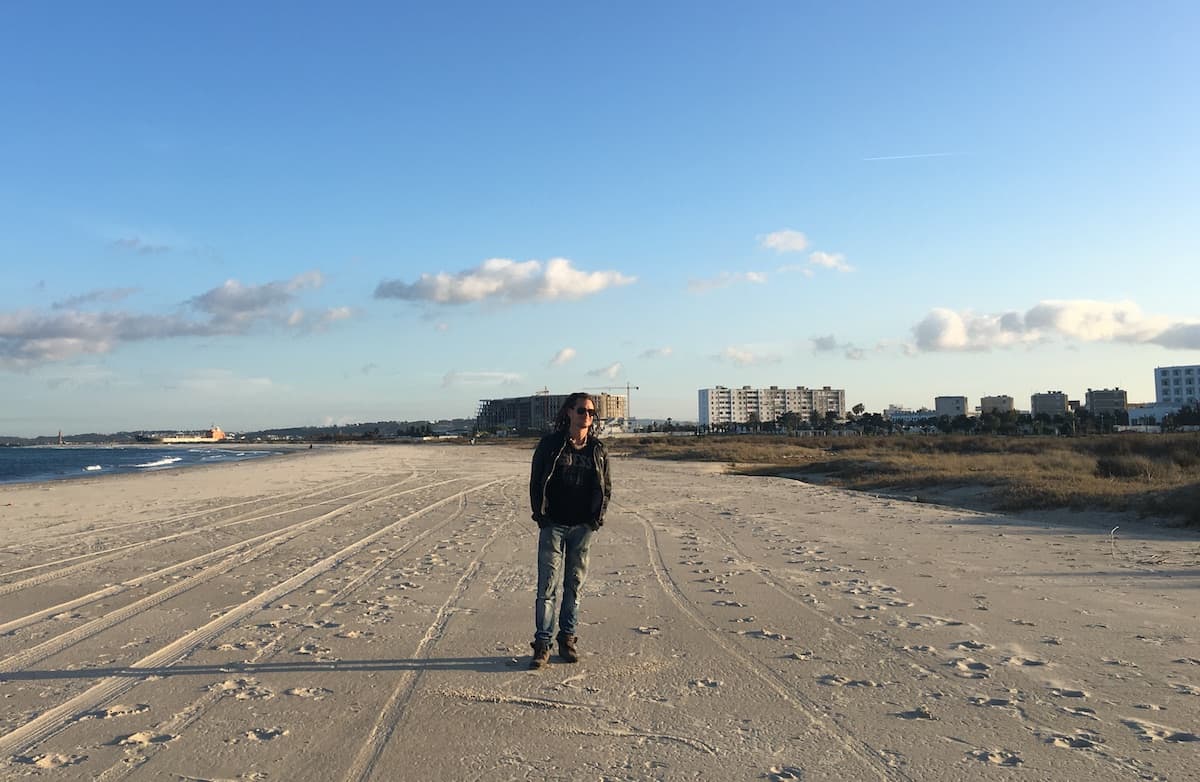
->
[1,444,1197,780]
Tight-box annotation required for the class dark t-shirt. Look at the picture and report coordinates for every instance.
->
[546,439,598,525]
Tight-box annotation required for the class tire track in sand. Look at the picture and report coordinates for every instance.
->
[87,489,483,782]
[623,503,909,782]
[0,478,468,641]
[0,472,408,585]
[340,482,518,782]
[0,478,505,759]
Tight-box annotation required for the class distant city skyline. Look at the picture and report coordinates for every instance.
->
[2,4,1197,438]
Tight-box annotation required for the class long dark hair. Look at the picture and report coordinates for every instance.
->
[554,392,595,433]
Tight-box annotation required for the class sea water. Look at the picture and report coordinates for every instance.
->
[0,446,286,485]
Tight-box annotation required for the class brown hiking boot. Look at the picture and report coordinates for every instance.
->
[529,641,551,669]
[557,634,579,663]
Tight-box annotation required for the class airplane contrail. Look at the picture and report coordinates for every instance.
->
[862,152,957,161]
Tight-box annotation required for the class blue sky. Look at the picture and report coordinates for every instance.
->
[2,2,1197,436]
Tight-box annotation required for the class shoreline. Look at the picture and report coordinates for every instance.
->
[0,443,315,489]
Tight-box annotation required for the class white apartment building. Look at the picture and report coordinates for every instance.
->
[934,396,969,417]
[1155,364,1200,407]
[698,385,846,427]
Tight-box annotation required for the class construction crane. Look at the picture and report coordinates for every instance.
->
[591,383,640,431]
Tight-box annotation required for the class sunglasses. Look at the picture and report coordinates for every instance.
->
[575,407,596,417]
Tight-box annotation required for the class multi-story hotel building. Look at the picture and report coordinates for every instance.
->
[698,385,846,428]
[979,395,1014,414]
[1085,388,1128,416]
[1030,391,1070,418]
[1156,364,1200,407]
[476,392,627,433]
[934,396,968,417]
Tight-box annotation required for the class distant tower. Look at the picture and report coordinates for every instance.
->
[58,430,64,446]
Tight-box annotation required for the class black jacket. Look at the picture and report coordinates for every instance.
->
[529,431,612,529]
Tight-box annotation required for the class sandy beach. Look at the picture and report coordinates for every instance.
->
[1,444,1197,781]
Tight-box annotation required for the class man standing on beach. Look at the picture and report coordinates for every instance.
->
[528,392,612,669]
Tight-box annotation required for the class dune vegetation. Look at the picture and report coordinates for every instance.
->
[606,433,1200,527]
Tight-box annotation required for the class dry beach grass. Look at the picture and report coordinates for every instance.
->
[613,433,1200,527]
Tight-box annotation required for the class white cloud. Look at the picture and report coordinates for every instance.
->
[811,334,866,360]
[375,257,635,305]
[52,288,140,309]
[441,370,523,388]
[640,346,673,359]
[0,271,341,368]
[687,271,767,293]
[111,237,170,254]
[321,306,354,324]
[714,346,781,367]
[759,229,810,253]
[808,251,854,272]
[912,299,1198,352]
[189,271,325,329]
[587,362,623,380]
[549,347,576,367]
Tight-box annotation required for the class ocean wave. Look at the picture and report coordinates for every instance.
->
[135,456,184,469]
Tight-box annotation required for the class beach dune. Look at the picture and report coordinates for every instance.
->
[1,445,1196,780]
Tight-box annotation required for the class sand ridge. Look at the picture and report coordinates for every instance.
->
[0,445,1197,780]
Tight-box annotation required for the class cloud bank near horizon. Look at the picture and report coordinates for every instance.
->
[374,258,635,305]
[0,271,343,366]
[913,299,1200,352]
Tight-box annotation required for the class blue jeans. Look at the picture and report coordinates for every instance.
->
[534,523,594,644]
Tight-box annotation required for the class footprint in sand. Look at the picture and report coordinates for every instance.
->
[1101,657,1139,668]
[786,650,814,661]
[245,727,289,742]
[293,643,332,656]
[1121,718,1199,743]
[285,687,333,700]
[635,626,661,636]
[950,640,990,652]
[950,658,991,679]
[1048,686,1088,699]
[13,754,87,769]
[81,704,150,720]
[738,629,788,641]
[117,731,176,746]
[712,600,745,607]
[765,765,804,780]
[818,674,882,687]
[1170,683,1200,696]
[967,749,1022,766]
[211,679,275,700]
[969,696,1012,708]
[894,705,937,720]
[689,677,722,690]
[1043,730,1103,749]
[1003,655,1047,667]
[1060,706,1098,720]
